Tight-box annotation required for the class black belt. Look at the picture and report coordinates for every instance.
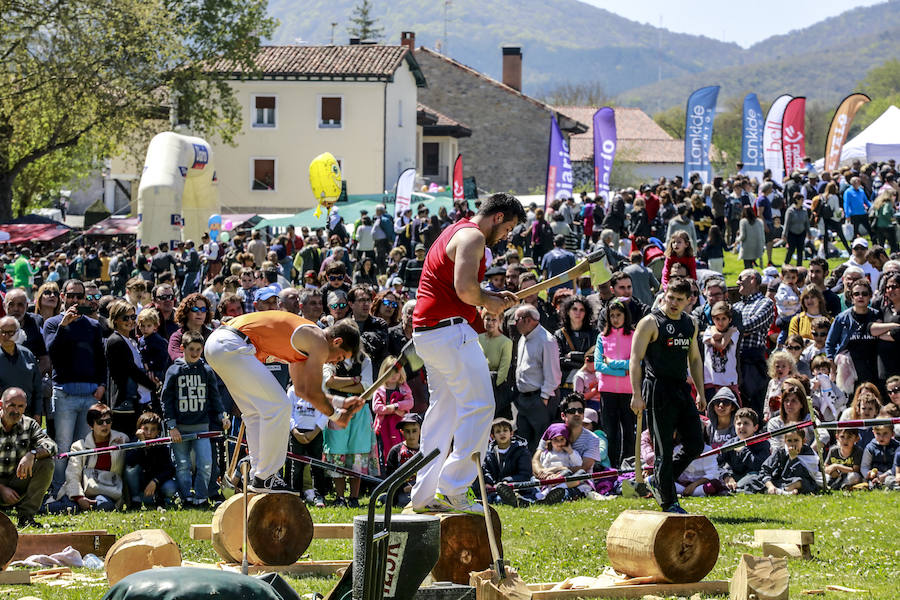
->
[413,316,465,333]
[221,325,249,343]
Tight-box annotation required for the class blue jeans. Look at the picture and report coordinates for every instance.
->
[181,271,200,297]
[123,465,177,506]
[44,494,117,514]
[52,388,97,492]
[172,435,212,502]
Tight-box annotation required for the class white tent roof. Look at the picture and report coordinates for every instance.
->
[830,105,900,165]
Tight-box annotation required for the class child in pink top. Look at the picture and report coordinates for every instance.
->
[662,230,697,288]
[372,355,414,464]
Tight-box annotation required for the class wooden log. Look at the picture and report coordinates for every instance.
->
[13,531,115,561]
[753,529,814,546]
[0,511,18,570]
[104,529,181,586]
[431,509,503,585]
[246,493,313,566]
[211,494,246,563]
[605,510,719,584]
[0,569,31,584]
[190,524,212,541]
[196,521,352,542]
[226,559,352,576]
[729,553,789,600]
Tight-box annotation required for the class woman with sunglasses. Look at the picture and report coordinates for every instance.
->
[167,293,214,361]
[105,300,160,434]
[45,403,127,514]
[371,291,401,327]
[33,282,62,324]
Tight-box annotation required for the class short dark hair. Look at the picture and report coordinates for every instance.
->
[325,261,347,276]
[666,277,692,297]
[347,285,373,303]
[326,318,361,355]
[560,392,585,415]
[809,257,829,273]
[609,271,631,287]
[87,403,112,426]
[181,330,205,348]
[137,411,162,430]
[62,278,85,294]
[734,407,759,426]
[477,192,526,224]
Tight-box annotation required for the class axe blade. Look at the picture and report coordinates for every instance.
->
[588,254,612,286]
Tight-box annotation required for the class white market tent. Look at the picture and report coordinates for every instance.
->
[817,105,900,168]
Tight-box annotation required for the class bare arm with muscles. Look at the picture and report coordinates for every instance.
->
[688,318,707,413]
[629,315,657,414]
[451,227,517,315]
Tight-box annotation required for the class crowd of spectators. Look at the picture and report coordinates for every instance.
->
[1,158,900,523]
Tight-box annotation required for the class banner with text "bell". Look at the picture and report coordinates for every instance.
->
[592,107,616,201]
[741,93,765,183]
[394,168,416,219]
[452,154,464,202]
[824,93,870,172]
[683,86,719,185]
[763,94,792,183]
[781,96,806,177]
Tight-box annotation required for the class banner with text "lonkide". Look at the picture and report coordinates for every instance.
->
[683,86,719,185]
[741,93,765,182]
[593,107,616,201]
[824,93,871,172]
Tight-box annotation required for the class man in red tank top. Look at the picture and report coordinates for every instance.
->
[411,193,525,515]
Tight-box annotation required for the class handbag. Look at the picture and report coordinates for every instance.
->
[82,467,122,501]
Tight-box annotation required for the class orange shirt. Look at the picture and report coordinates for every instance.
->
[227,312,314,364]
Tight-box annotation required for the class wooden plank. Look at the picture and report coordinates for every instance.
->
[13,531,115,561]
[753,529,814,546]
[190,524,212,541]
[226,559,352,577]
[313,523,354,539]
[527,580,730,599]
[761,542,803,559]
[0,569,31,584]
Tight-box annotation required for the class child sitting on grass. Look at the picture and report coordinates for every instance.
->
[124,411,176,508]
[532,423,587,504]
[743,429,821,495]
[719,408,769,492]
[705,387,740,449]
[841,383,882,449]
[861,425,899,489]
[483,417,536,508]
[675,437,726,497]
[824,428,863,490]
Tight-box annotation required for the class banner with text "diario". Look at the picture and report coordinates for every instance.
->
[545,115,573,209]
[593,107,616,201]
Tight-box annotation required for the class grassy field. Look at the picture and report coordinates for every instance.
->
[719,247,847,286]
[12,491,900,599]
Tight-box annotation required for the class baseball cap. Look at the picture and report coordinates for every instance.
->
[395,413,423,429]
[254,284,281,302]
[415,243,426,252]
[390,277,403,286]
[583,408,598,426]
[852,237,868,249]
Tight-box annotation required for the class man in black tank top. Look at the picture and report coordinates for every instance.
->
[629,277,706,513]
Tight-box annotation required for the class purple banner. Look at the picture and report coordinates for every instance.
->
[545,115,573,209]
[593,107,616,200]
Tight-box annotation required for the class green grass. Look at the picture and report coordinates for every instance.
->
[13,492,900,599]
[719,247,847,287]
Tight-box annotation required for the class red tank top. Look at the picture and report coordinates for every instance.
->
[413,219,486,328]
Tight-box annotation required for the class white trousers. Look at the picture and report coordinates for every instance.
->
[204,328,291,480]
[411,322,494,505]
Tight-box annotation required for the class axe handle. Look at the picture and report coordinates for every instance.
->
[359,340,413,400]
[634,410,644,484]
[514,259,590,300]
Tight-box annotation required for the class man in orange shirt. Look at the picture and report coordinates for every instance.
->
[205,312,362,493]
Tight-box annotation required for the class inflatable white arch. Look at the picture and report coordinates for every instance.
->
[137,132,219,248]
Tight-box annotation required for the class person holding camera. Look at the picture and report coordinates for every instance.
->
[43,279,108,494]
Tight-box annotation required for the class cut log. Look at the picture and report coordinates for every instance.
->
[753,529,814,546]
[0,511,18,570]
[606,510,719,584]
[729,553,789,600]
[431,509,503,585]
[211,494,246,563]
[246,493,313,566]
[104,529,181,586]
[13,531,115,562]
[190,524,212,541]
[761,542,803,559]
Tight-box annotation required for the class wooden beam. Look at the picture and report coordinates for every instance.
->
[761,542,804,559]
[191,522,354,542]
[526,580,730,599]
[226,559,352,576]
[13,531,116,561]
[754,529,814,546]
[190,524,212,541]
[0,570,31,584]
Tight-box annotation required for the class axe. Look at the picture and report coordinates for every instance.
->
[514,250,612,300]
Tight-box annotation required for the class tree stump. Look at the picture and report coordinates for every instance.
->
[730,553,789,600]
[606,510,719,583]
[104,529,181,586]
[430,510,502,585]
[211,493,313,565]
[0,512,17,570]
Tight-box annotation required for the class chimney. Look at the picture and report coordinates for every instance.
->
[502,46,522,92]
[349,37,360,45]
[401,31,415,52]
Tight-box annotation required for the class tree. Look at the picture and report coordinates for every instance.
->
[653,105,684,140]
[347,0,383,41]
[854,58,900,136]
[537,82,610,108]
[0,0,277,222]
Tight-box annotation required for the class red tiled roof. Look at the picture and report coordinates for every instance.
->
[417,103,471,131]
[208,45,425,85]
[556,106,684,163]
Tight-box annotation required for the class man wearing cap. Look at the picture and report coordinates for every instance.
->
[411,193,524,515]
[399,244,427,294]
[253,284,282,312]
[843,177,871,239]
[844,238,880,288]
[205,312,363,494]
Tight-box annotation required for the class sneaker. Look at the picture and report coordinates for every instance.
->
[17,515,40,528]
[248,473,298,495]
[645,475,664,507]
[347,497,360,508]
[620,479,638,498]
[536,487,566,505]
[412,500,447,513]
[314,494,326,509]
[434,489,484,515]
[663,502,688,514]
[496,483,520,507]
[303,489,316,504]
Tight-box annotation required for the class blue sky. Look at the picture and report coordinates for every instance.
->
[583,0,886,47]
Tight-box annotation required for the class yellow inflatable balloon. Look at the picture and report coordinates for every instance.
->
[309,152,342,218]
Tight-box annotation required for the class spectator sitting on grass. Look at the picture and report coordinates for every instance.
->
[824,428,863,491]
[718,407,769,492]
[484,417,535,508]
[123,411,176,508]
[741,429,821,495]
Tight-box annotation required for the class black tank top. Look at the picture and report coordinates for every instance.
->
[644,307,695,380]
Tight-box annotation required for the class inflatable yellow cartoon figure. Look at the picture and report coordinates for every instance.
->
[309,152,342,218]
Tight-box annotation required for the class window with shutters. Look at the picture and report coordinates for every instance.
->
[252,95,276,128]
[251,158,276,191]
[319,96,342,128]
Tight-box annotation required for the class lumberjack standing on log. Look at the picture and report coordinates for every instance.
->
[628,277,706,514]
[411,193,525,515]
[205,312,362,494]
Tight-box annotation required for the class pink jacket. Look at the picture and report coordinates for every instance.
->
[373,383,414,453]
[595,328,633,395]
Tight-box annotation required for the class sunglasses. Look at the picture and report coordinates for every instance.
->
[785,345,802,351]
[64,292,85,299]
[156,294,175,301]
[95,418,113,425]
[86,293,102,301]
[190,306,208,313]
[812,332,828,338]
[887,284,899,291]
[0,328,18,336]
[851,291,871,298]
[564,407,585,415]
[330,302,348,310]
[328,275,344,282]
[119,314,137,321]
[888,387,900,395]
[42,291,59,297]
[382,299,399,309]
